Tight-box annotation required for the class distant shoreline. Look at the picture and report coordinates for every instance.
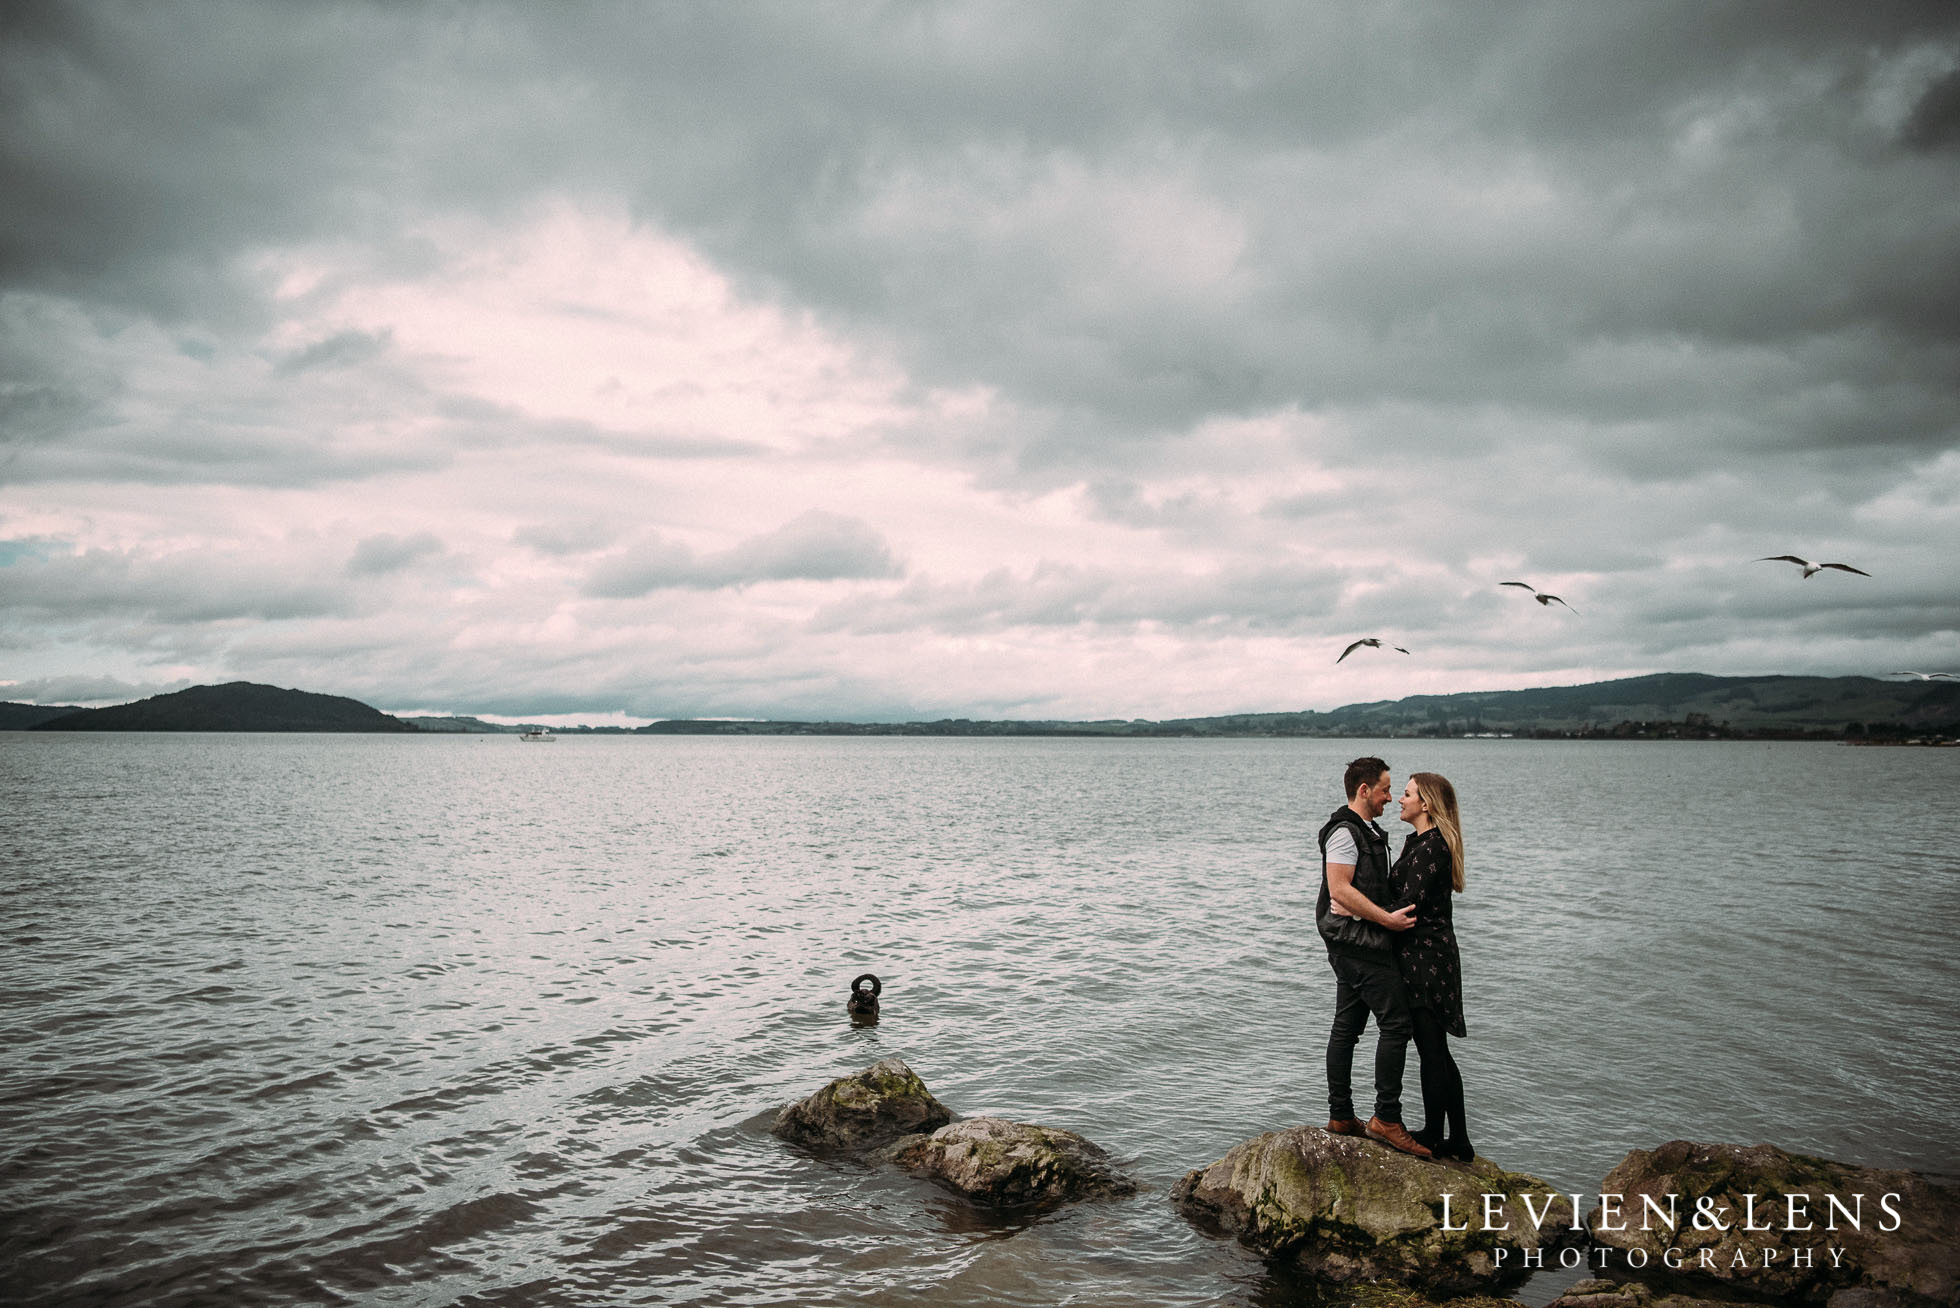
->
[6,671,1957,741]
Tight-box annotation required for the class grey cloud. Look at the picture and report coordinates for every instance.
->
[583,511,901,598]
[0,672,188,705]
[3,547,356,623]
[347,531,443,576]
[0,296,754,490]
[812,564,1120,636]
[1901,64,1960,151]
[580,4,1960,461]
[2,434,444,489]
[428,394,770,462]
[812,557,1351,638]
[0,2,428,325]
[514,520,617,556]
[721,511,901,583]
[276,328,391,375]
[1085,479,1239,531]
[5,3,1957,482]
[0,372,101,461]
[582,537,696,598]
[0,297,449,488]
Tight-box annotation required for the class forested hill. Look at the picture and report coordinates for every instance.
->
[0,702,87,730]
[1188,672,1960,738]
[637,673,1960,737]
[29,682,413,732]
[1152,674,1952,737]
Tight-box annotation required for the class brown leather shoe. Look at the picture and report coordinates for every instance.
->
[1365,1116,1434,1158]
[1325,1117,1367,1137]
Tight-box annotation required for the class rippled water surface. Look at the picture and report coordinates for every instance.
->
[4,735,1957,1306]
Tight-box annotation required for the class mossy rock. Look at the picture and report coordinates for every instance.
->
[877,1115,1138,1208]
[1172,1124,1578,1296]
[771,1058,952,1152]
[1587,1141,1959,1307]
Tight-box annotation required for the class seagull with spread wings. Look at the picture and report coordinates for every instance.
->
[1890,671,1959,681]
[1500,581,1578,613]
[1337,637,1410,663]
[1757,555,1870,579]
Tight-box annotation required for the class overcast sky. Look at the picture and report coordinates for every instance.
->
[3,2,1957,721]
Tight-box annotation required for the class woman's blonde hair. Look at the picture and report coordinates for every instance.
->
[1411,771,1464,891]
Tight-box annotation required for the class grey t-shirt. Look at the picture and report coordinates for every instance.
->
[1322,824,1359,916]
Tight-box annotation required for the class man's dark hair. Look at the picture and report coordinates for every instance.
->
[1343,756,1390,799]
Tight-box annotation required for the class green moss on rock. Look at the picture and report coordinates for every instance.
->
[879,1115,1138,1208]
[1172,1125,1578,1296]
[771,1058,952,1152]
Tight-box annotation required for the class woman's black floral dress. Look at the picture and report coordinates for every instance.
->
[1390,828,1465,1038]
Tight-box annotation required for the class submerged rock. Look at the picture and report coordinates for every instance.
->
[1546,1277,1740,1308]
[1171,1124,1577,1295]
[876,1116,1138,1208]
[1585,1140,1959,1308]
[770,1058,952,1152]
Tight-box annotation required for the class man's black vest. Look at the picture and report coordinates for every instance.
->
[1316,805,1394,955]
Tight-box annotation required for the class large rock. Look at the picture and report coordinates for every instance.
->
[1172,1124,1578,1295]
[1585,1141,1959,1307]
[770,1058,952,1152]
[876,1116,1138,1207]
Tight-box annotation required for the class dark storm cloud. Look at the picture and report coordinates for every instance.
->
[582,511,902,598]
[1899,63,1960,152]
[531,1,1960,470]
[9,4,1957,437]
[0,1,436,325]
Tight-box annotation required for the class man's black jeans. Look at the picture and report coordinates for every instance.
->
[1325,948,1413,1124]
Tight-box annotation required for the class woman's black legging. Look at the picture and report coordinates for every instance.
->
[1410,1005,1468,1148]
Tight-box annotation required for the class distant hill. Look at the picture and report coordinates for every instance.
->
[397,715,514,733]
[1170,672,1960,738]
[635,674,1960,738]
[30,682,414,732]
[0,702,88,730]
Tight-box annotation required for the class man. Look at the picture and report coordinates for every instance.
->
[1317,756,1430,1157]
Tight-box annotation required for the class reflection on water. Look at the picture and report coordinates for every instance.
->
[2,734,1956,1306]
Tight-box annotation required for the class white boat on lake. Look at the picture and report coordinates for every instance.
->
[519,728,556,742]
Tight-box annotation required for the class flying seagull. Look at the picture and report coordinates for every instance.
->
[1890,671,1959,681]
[1500,581,1578,613]
[1337,637,1410,663]
[1756,555,1870,579]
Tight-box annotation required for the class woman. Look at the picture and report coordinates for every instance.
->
[1391,770,1471,1161]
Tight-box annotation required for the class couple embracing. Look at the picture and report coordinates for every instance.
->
[1315,756,1470,1162]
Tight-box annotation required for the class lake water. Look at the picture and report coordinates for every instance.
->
[3,734,1957,1307]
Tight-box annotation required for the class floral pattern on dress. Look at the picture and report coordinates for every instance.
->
[1390,827,1466,1038]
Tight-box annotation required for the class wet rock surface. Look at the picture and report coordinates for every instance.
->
[875,1116,1138,1208]
[1585,1141,1960,1308]
[1171,1123,1577,1295]
[770,1058,952,1152]
[1546,1277,1743,1308]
